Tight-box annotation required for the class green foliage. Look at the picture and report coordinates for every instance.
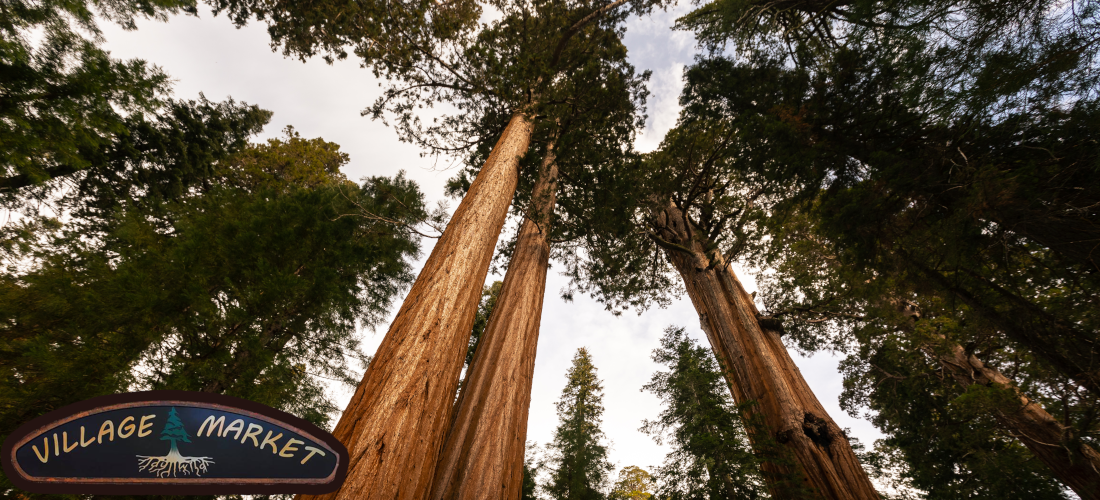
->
[209,0,662,161]
[0,132,427,445]
[838,321,1074,499]
[746,205,1093,497]
[608,466,654,500]
[210,2,654,302]
[0,0,206,192]
[677,0,1100,120]
[69,96,272,225]
[641,327,767,500]
[160,407,191,445]
[544,348,613,500]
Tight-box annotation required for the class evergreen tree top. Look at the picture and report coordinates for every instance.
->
[160,407,192,444]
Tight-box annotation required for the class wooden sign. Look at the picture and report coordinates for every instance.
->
[2,391,348,495]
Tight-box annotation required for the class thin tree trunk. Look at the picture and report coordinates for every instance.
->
[429,142,558,500]
[652,202,878,500]
[298,112,533,500]
[922,336,1100,499]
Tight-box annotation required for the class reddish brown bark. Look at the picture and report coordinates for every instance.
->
[652,202,879,500]
[429,143,559,500]
[926,338,1100,499]
[298,112,533,500]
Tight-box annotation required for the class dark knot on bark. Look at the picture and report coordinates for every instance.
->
[757,315,785,334]
[802,413,833,448]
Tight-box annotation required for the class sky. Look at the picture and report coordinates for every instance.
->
[99,3,884,484]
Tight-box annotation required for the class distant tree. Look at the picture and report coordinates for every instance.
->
[641,327,768,500]
[608,466,654,500]
[544,348,613,500]
[522,441,544,500]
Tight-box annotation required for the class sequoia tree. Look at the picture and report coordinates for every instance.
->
[207,1,667,497]
[557,115,879,497]
[432,35,647,499]
[750,212,1100,498]
[674,0,1100,398]
[659,5,1100,486]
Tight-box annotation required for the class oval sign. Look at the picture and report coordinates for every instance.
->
[2,391,348,495]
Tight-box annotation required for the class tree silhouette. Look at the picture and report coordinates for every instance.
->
[160,408,191,453]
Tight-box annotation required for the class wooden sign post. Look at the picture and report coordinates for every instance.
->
[2,391,348,495]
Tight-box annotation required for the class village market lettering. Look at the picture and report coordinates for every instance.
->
[195,415,327,464]
[24,411,328,468]
[2,391,348,495]
[28,414,157,462]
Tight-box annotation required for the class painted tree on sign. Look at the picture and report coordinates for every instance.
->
[137,407,214,478]
[160,408,192,452]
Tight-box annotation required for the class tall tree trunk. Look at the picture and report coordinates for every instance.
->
[919,333,1100,498]
[651,202,879,500]
[429,142,559,500]
[298,112,533,500]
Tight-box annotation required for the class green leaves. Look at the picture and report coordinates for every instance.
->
[0,0,199,194]
[0,131,428,446]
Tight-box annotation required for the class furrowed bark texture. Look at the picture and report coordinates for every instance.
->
[652,203,878,500]
[928,339,1100,499]
[298,113,533,500]
[430,144,559,500]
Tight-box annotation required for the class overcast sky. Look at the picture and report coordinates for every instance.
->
[100,3,883,484]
